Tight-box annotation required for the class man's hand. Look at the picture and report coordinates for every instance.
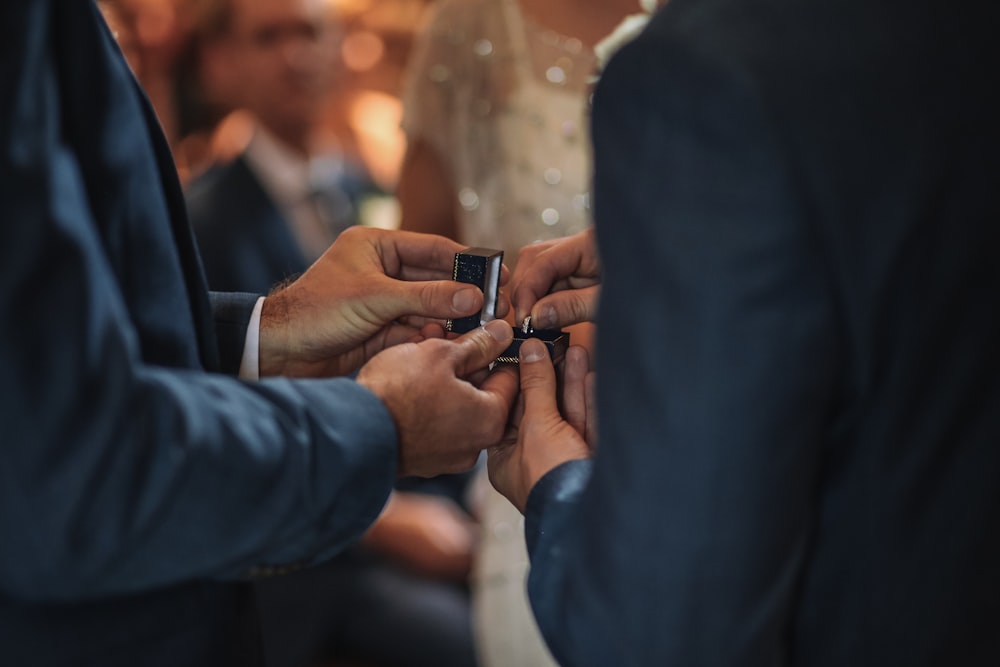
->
[258,227,509,378]
[362,491,477,581]
[511,227,601,330]
[357,319,519,478]
[488,339,595,513]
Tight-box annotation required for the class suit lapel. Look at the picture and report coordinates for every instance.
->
[230,155,311,278]
[129,71,222,372]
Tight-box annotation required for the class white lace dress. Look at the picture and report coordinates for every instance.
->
[402,1,597,665]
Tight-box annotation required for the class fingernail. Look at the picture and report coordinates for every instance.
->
[520,338,546,363]
[453,287,478,314]
[484,319,512,342]
[533,305,556,330]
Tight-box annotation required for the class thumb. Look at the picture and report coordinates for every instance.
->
[376,279,484,323]
[518,337,560,419]
[452,319,514,376]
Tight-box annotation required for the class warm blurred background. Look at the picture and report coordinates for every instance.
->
[102,0,432,197]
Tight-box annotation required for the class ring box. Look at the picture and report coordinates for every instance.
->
[446,247,569,364]
[494,327,569,365]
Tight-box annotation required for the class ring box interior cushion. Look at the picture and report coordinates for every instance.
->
[446,247,569,364]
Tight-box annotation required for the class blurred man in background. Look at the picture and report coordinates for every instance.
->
[184,0,378,288]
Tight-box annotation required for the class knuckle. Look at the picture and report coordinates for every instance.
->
[516,244,540,262]
[569,294,592,320]
[337,225,368,244]
[447,452,480,475]
[520,370,551,392]
[419,281,438,305]
[470,327,499,357]
[419,281,449,313]
[483,406,506,439]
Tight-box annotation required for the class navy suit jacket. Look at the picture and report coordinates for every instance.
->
[0,2,397,664]
[524,0,1000,665]
[186,155,312,295]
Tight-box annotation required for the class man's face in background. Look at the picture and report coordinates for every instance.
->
[220,0,338,136]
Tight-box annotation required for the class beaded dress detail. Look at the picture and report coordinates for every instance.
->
[402,0,596,260]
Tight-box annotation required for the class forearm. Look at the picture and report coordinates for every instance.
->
[1,154,396,606]
[523,461,608,666]
[0,348,397,602]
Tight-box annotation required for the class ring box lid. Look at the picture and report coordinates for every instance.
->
[446,247,504,334]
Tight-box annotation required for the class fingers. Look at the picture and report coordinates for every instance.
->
[526,285,601,330]
[510,250,569,324]
[366,228,515,324]
[511,228,601,323]
[451,319,514,377]
[560,345,590,437]
[372,228,465,277]
[517,338,560,419]
[495,290,511,321]
[382,272,509,326]
[478,363,520,423]
[486,439,517,507]
[402,322,447,345]
[419,322,447,340]
[373,279,485,326]
[386,236,509,286]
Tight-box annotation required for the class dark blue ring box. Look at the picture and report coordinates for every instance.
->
[445,247,569,364]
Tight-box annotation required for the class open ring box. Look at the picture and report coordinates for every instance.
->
[445,247,569,365]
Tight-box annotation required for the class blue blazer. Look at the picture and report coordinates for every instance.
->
[0,3,397,664]
[524,0,1000,665]
[186,155,311,295]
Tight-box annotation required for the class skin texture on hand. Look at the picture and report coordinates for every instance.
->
[488,339,595,512]
[511,227,602,329]
[258,227,510,378]
[357,319,520,478]
[362,491,477,581]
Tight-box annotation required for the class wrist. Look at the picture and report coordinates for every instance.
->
[259,293,291,377]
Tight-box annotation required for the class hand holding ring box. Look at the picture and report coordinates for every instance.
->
[445,247,569,364]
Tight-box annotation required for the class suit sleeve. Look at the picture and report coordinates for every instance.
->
[210,291,262,375]
[0,2,396,603]
[523,29,840,665]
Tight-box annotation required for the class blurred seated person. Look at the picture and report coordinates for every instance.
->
[178,0,479,665]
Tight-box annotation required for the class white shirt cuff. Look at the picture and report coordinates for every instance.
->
[239,297,266,380]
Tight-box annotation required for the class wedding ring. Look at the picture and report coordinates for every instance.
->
[521,316,532,334]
